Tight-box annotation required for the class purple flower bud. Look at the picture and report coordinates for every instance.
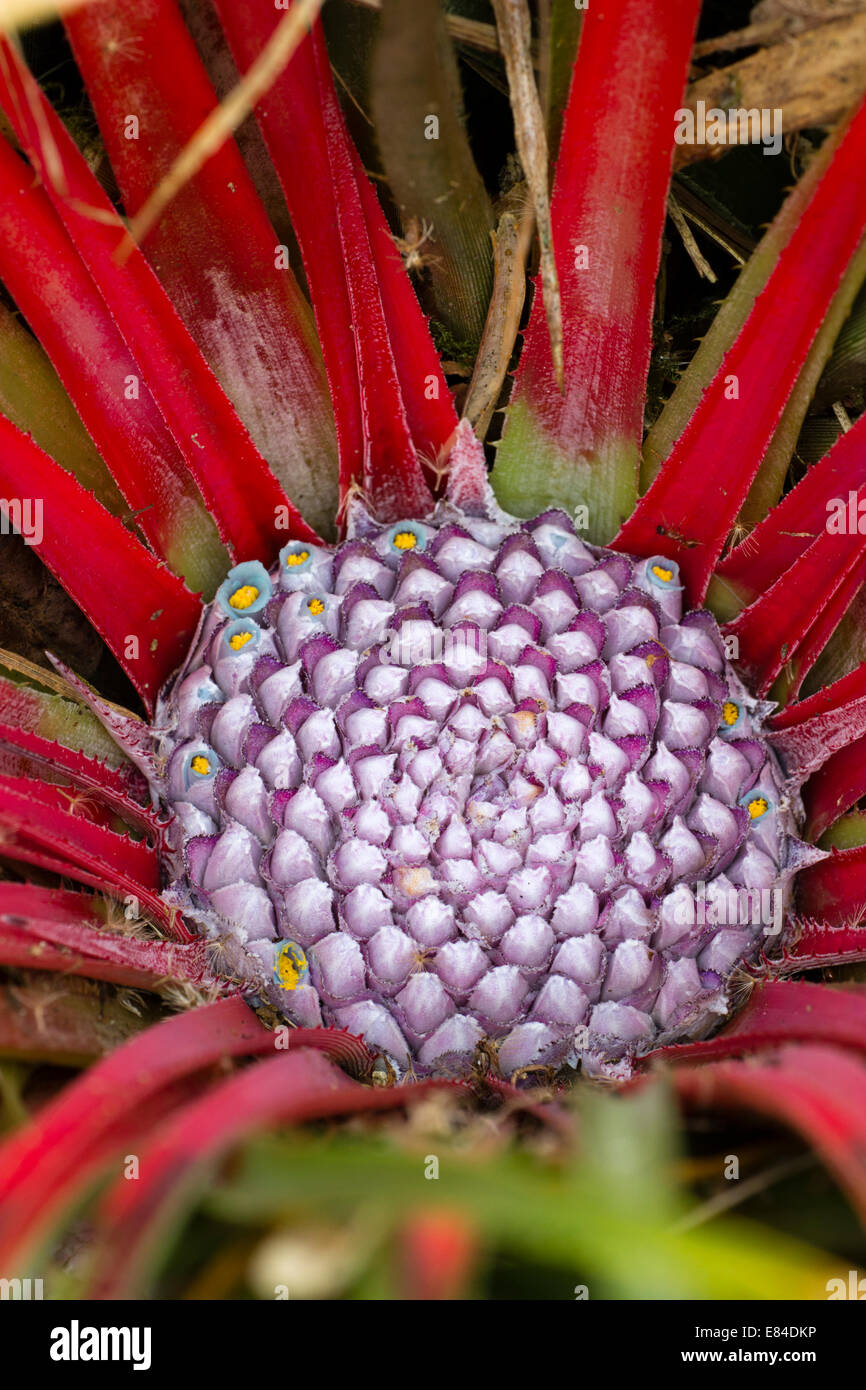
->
[161,506,796,1076]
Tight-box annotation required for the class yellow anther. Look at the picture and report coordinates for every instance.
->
[286,550,310,567]
[229,584,259,610]
[190,755,211,776]
[275,942,307,990]
[229,631,253,650]
[393,530,418,551]
[722,700,739,727]
[651,563,674,583]
[308,598,325,616]
[747,797,769,820]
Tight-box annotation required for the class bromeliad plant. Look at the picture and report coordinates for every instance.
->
[2,0,866,1296]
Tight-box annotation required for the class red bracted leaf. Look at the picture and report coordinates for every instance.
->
[350,140,457,473]
[0,40,319,562]
[48,659,161,784]
[0,417,201,713]
[212,0,437,521]
[64,0,339,539]
[91,1049,459,1297]
[722,513,866,695]
[0,883,212,989]
[770,551,866,701]
[671,1045,866,1228]
[649,981,866,1064]
[803,733,866,840]
[0,997,374,1270]
[771,660,866,731]
[0,671,128,770]
[0,134,225,595]
[0,834,175,935]
[715,409,866,608]
[767,662,866,777]
[779,920,866,972]
[0,723,161,835]
[614,92,866,601]
[0,998,271,1269]
[797,844,866,925]
[0,774,159,888]
[491,0,701,544]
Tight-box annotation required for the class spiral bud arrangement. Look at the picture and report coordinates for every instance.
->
[157,505,794,1078]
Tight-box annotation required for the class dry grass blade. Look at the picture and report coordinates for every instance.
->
[491,0,563,389]
[463,201,534,439]
[126,0,324,250]
[0,646,141,721]
[668,193,717,283]
[673,1153,817,1232]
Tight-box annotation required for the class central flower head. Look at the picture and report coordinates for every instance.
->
[157,506,795,1079]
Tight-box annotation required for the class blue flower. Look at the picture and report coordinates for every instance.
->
[216,561,272,617]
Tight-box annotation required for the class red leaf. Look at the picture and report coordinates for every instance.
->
[771,660,866,731]
[0,997,373,1270]
[722,525,866,696]
[492,0,701,542]
[796,844,866,926]
[0,722,161,835]
[715,412,866,695]
[0,774,160,890]
[0,416,201,713]
[0,882,212,989]
[803,733,866,840]
[648,981,866,1064]
[770,552,866,701]
[90,1049,458,1296]
[0,998,271,1269]
[779,921,866,972]
[212,0,442,521]
[64,0,339,538]
[613,92,866,601]
[768,660,866,776]
[672,1045,866,1229]
[715,408,866,605]
[0,40,318,562]
[350,140,458,474]
[0,133,225,592]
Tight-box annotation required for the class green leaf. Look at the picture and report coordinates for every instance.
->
[203,1079,836,1299]
[371,0,494,358]
[0,305,126,520]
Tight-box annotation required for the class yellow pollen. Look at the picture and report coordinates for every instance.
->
[229,631,253,651]
[722,700,739,727]
[651,563,674,583]
[308,598,325,616]
[229,584,259,610]
[190,755,210,776]
[393,530,418,551]
[286,550,310,567]
[747,797,769,820]
[275,943,307,990]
